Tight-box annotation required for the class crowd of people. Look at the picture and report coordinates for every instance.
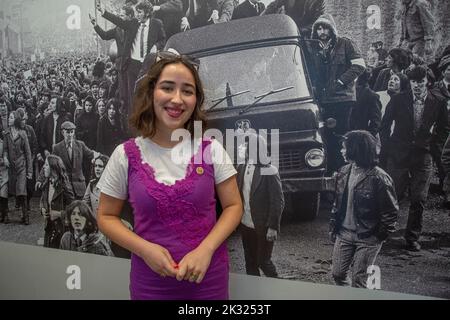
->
[0,0,448,292]
[0,49,128,256]
[301,0,450,288]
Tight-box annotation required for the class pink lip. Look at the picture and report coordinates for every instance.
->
[165,107,184,118]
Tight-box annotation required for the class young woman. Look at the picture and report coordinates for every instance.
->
[379,72,411,168]
[75,96,99,150]
[16,107,38,218]
[39,154,74,248]
[386,72,410,97]
[98,81,110,100]
[5,110,32,225]
[83,154,109,218]
[95,98,107,119]
[96,98,126,156]
[60,200,113,256]
[373,48,411,92]
[330,130,399,288]
[97,53,243,300]
[236,132,284,279]
[0,130,9,224]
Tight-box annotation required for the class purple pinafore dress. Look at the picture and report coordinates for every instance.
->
[124,138,229,300]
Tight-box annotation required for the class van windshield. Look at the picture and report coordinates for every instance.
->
[199,44,311,110]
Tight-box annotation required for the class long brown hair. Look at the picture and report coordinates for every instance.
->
[46,154,71,187]
[343,130,378,169]
[65,200,97,235]
[129,56,206,138]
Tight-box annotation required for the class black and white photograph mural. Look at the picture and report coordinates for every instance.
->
[0,0,449,299]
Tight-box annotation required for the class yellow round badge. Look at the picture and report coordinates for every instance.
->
[196,167,204,175]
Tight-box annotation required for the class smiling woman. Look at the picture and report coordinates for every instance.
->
[129,51,207,140]
[96,52,243,300]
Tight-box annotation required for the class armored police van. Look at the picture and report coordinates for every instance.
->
[165,14,333,221]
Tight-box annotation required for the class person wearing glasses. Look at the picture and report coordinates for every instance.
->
[97,52,242,300]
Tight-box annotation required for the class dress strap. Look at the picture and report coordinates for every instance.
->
[123,139,143,172]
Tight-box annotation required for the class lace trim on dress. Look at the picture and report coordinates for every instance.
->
[123,138,219,250]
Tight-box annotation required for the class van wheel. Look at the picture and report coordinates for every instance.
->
[290,192,320,222]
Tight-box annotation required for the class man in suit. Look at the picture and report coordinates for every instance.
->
[181,0,219,30]
[262,0,324,39]
[96,1,166,117]
[150,0,184,39]
[380,65,449,251]
[236,133,284,278]
[216,0,235,23]
[52,121,99,199]
[91,5,135,106]
[232,0,264,20]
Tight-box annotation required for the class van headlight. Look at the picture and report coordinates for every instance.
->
[305,149,325,168]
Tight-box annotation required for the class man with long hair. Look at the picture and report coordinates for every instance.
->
[330,130,398,288]
[306,13,366,175]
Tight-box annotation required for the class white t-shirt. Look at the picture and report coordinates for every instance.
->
[97,137,237,200]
